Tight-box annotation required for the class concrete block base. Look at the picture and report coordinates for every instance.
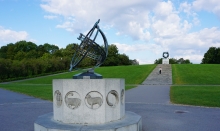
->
[34,111,142,131]
[162,58,169,64]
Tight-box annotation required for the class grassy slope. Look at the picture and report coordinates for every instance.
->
[172,64,220,85]
[171,64,220,107]
[170,86,220,107]
[0,64,156,101]
[95,65,156,84]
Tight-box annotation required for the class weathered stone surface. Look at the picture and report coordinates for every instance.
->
[53,79,125,124]
[162,58,169,64]
[34,111,142,131]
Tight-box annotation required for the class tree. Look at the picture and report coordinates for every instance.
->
[0,45,8,58]
[169,58,178,64]
[177,58,191,64]
[37,45,47,57]
[14,51,26,60]
[154,58,162,64]
[102,44,119,66]
[202,47,220,64]
[6,43,15,59]
[14,40,37,52]
[43,43,59,54]
[118,54,131,65]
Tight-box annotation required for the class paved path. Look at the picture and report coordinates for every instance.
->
[142,64,172,85]
[0,88,52,131]
[1,87,220,131]
[125,65,220,131]
[125,85,220,131]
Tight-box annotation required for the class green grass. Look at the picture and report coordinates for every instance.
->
[172,64,220,107]
[172,64,220,85]
[10,71,81,84]
[0,64,156,101]
[0,84,53,100]
[95,65,156,84]
[170,86,220,107]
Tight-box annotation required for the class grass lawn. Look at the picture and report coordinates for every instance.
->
[0,64,156,101]
[172,64,220,85]
[171,64,220,107]
[95,64,156,84]
[170,86,220,107]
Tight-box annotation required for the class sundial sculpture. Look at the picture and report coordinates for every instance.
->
[34,19,142,131]
[69,19,108,79]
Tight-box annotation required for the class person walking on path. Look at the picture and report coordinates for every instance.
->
[159,67,162,74]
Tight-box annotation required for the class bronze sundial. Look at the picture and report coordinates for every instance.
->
[69,19,108,79]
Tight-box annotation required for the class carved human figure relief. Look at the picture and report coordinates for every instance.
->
[54,90,62,107]
[85,91,103,109]
[121,89,125,105]
[106,90,119,108]
[65,91,81,110]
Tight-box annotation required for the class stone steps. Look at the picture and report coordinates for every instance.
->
[142,64,172,85]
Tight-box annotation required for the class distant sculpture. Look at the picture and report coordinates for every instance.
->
[163,52,169,58]
[69,19,108,73]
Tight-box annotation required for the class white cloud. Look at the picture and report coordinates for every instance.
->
[40,0,220,64]
[153,1,174,18]
[113,42,162,53]
[0,26,28,46]
[44,15,58,19]
[41,0,159,41]
[193,0,220,18]
[113,42,164,64]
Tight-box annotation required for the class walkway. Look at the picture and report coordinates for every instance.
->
[142,64,172,85]
[125,64,220,131]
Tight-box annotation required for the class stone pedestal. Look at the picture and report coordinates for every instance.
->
[53,79,125,124]
[162,58,169,64]
[34,79,142,131]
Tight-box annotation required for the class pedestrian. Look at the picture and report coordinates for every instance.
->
[159,67,162,74]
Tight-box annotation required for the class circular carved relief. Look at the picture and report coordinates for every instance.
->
[163,52,169,58]
[65,91,81,110]
[106,90,119,108]
[121,89,125,105]
[54,90,62,107]
[85,91,103,109]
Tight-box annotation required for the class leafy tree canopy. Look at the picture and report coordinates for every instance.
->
[201,47,220,64]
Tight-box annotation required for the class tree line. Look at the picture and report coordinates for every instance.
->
[154,58,192,64]
[0,41,134,82]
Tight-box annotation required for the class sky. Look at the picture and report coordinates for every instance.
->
[1,0,220,64]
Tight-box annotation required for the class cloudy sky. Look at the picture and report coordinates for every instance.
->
[1,0,220,64]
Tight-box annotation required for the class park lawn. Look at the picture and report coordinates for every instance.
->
[170,86,220,107]
[172,64,220,85]
[10,71,81,84]
[95,64,156,84]
[0,84,53,100]
[172,64,220,107]
[0,64,156,101]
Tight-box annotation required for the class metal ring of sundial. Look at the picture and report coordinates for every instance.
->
[69,19,108,71]
[163,52,169,58]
